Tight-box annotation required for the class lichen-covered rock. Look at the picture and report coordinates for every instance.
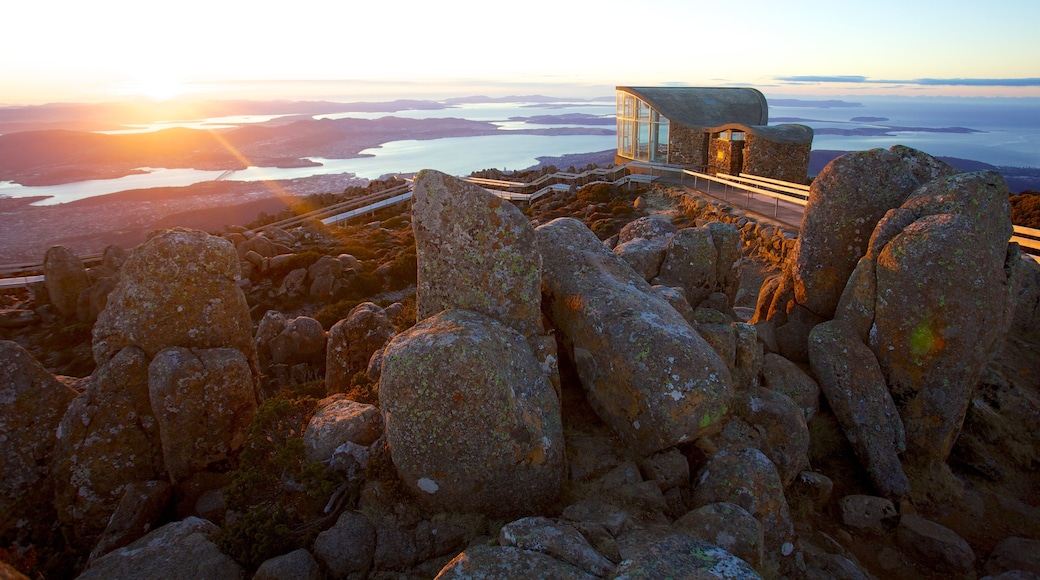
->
[254,310,288,365]
[708,221,743,305]
[76,517,243,580]
[537,218,732,455]
[808,320,910,499]
[612,534,762,579]
[760,353,819,422]
[88,480,172,561]
[269,316,326,367]
[254,548,323,580]
[325,302,395,394]
[435,545,597,580]
[792,146,960,319]
[499,516,614,577]
[92,228,256,371]
[673,502,765,570]
[380,309,563,515]
[52,346,165,548]
[653,226,718,308]
[412,169,542,337]
[313,510,376,579]
[984,537,1040,578]
[740,388,810,488]
[303,395,384,463]
[148,347,257,483]
[0,341,78,539]
[44,245,91,317]
[862,172,1017,462]
[692,447,796,566]
[639,448,690,492]
[614,237,668,282]
[617,215,677,244]
[896,514,976,578]
[839,495,897,531]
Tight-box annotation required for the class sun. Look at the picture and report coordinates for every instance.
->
[117,76,191,101]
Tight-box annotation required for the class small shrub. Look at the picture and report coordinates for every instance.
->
[346,371,379,405]
[576,182,616,203]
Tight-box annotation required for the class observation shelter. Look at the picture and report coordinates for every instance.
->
[615,86,814,184]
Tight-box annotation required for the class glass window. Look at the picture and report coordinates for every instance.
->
[637,121,650,159]
[655,123,669,162]
[637,100,650,120]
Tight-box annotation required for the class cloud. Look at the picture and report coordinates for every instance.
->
[776,76,1040,87]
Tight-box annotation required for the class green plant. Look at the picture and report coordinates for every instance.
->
[346,371,379,405]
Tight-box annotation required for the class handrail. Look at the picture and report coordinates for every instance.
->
[738,172,811,191]
[1012,224,1040,251]
[726,174,812,197]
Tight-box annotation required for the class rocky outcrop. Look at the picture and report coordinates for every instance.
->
[0,341,78,539]
[269,316,326,367]
[147,347,257,483]
[412,169,542,337]
[380,309,563,515]
[809,320,910,499]
[76,517,243,580]
[325,302,395,394]
[52,346,165,547]
[44,245,91,318]
[92,228,257,372]
[537,217,732,455]
[303,394,384,463]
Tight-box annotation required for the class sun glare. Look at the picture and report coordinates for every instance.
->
[114,76,191,101]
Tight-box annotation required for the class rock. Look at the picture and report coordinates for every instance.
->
[838,495,898,531]
[612,534,762,579]
[0,341,78,539]
[270,316,326,366]
[499,516,614,577]
[652,285,697,324]
[653,226,717,308]
[88,480,172,561]
[984,537,1040,577]
[238,234,277,258]
[787,471,834,514]
[313,511,377,579]
[673,502,765,570]
[896,514,976,578]
[617,215,676,244]
[708,221,743,305]
[412,169,542,337]
[740,388,810,488]
[692,447,795,564]
[308,255,345,299]
[0,309,39,328]
[861,172,1017,463]
[148,347,257,483]
[303,395,384,463]
[761,353,819,422]
[88,276,118,321]
[639,448,690,492]
[44,245,91,317]
[808,320,910,499]
[614,237,668,281]
[537,218,732,455]
[92,229,257,371]
[52,347,165,548]
[380,309,563,515]
[435,545,597,579]
[325,302,395,394]
[792,146,960,319]
[254,310,288,365]
[278,267,308,297]
[0,562,29,580]
[254,548,323,580]
[77,517,242,580]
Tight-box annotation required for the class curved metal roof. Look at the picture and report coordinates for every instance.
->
[617,86,769,128]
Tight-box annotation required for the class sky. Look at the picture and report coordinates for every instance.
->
[3,0,1040,105]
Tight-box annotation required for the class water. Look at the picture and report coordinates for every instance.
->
[770,96,1040,168]
[2,96,1038,205]
[0,133,618,205]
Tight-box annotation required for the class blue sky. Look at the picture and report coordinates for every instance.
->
[3,0,1039,104]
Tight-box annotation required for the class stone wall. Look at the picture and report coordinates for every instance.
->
[708,137,745,176]
[744,135,811,184]
[668,125,710,169]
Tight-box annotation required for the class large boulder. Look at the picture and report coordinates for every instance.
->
[436,545,597,579]
[536,217,732,455]
[75,517,243,580]
[380,309,563,515]
[147,347,257,483]
[52,347,166,548]
[791,146,960,319]
[857,172,1016,462]
[653,226,718,308]
[92,228,256,372]
[611,534,762,579]
[325,302,395,394]
[44,245,91,317]
[808,320,910,499]
[411,169,542,337]
[269,316,326,367]
[303,394,384,463]
[0,341,78,538]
